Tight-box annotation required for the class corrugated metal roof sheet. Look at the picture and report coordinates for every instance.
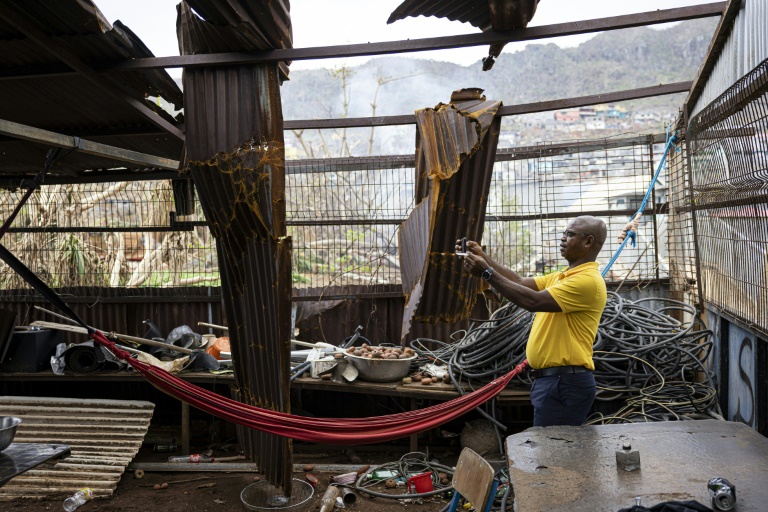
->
[387,0,538,65]
[690,0,768,117]
[400,89,501,340]
[178,0,293,495]
[0,396,154,501]
[180,0,292,80]
[0,0,184,176]
[388,0,538,31]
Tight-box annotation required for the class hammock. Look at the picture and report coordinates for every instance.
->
[92,330,527,445]
[0,179,528,445]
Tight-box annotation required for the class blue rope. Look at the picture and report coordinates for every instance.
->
[601,130,679,278]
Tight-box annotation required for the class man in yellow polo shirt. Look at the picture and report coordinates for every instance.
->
[457,215,607,426]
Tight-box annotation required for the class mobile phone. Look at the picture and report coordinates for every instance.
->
[456,237,468,257]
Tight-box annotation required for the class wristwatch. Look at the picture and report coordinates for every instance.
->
[481,268,494,281]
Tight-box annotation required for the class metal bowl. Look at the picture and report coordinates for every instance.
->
[345,351,416,383]
[0,416,22,452]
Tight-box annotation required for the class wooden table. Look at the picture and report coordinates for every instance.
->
[0,371,530,453]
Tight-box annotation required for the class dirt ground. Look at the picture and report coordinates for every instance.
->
[5,470,457,512]
[4,442,496,512]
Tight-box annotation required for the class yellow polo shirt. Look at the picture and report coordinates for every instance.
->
[527,262,606,370]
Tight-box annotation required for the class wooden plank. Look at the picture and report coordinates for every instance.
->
[452,448,495,509]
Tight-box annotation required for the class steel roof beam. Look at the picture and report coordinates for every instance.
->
[0,8,185,141]
[102,3,724,72]
[0,119,180,170]
[284,81,693,129]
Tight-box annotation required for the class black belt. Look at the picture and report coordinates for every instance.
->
[530,365,591,379]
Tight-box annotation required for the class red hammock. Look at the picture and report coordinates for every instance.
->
[91,331,528,445]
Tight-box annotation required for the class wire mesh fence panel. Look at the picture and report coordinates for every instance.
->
[286,156,415,222]
[0,136,673,300]
[286,156,415,292]
[0,181,219,300]
[687,58,768,335]
[487,140,666,283]
[668,124,701,306]
[288,223,401,289]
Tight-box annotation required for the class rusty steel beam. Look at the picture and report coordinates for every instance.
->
[285,82,693,129]
[0,8,185,141]
[500,81,693,115]
[495,133,668,161]
[102,3,725,72]
[0,119,180,170]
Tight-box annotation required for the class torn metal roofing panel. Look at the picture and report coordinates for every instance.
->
[387,0,538,69]
[0,0,184,176]
[400,88,501,341]
[180,0,292,80]
[178,0,293,494]
[0,396,153,500]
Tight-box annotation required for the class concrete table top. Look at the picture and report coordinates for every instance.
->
[505,420,768,511]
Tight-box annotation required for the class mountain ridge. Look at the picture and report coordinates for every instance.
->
[281,17,718,120]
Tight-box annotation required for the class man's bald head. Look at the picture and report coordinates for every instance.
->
[573,215,607,255]
[575,215,607,246]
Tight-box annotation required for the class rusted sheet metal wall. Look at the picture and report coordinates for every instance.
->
[399,89,501,341]
[0,288,223,341]
[690,0,768,117]
[178,0,293,494]
[177,0,292,80]
[0,396,153,500]
[295,296,477,350]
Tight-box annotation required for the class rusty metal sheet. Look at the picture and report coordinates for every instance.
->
[180,0,292,80]
[0,287,225,342]
[387,0,538,32]
[400,89,501,341]
[0,396,154,501]
[387,0,538,65]
[178,0,292,494]
[0,0,184,176]
[688,0,767,117]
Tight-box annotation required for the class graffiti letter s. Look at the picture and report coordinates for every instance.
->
[733,337,754,426]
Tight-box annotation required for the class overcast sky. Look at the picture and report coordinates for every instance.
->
[96,0,712,77]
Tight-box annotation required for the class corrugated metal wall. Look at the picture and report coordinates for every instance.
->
[399,90,502,340]
[178,0,293,495]
[690,0,768,117]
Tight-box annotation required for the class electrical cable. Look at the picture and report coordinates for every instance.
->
[409,291,720,429]
[353,451,455,500]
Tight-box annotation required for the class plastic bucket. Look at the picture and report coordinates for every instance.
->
[206,337,230,360]
[407,472,433,494]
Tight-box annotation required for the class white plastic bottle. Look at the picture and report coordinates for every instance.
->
[63,488,93,511]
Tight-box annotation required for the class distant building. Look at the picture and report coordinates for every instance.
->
[554,110,581,123]
[634,111,661,122]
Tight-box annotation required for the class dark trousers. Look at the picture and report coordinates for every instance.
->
[530,371,596,427]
